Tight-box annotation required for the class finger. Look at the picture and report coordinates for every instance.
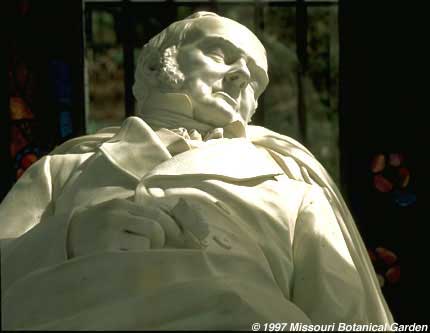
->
[171,199,210,240]
[122,216,166,249]
[118,233,151,252]
[145,208,184,244]
[125,202,184,244]
[101,197,185,245]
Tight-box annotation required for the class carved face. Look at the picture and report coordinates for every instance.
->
[175,17,269,127]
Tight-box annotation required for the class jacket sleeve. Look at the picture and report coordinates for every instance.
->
[0,155,54,242]
[0,154,87,293]
[0,131,112,244]
[291,184,368,324]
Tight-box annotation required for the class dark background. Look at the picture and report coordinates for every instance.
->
[340,2,421,324]
[2,0,422,324]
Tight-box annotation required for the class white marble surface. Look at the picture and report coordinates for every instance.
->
[0,12,393,330]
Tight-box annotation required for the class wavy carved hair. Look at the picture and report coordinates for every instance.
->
[132,12,221,114]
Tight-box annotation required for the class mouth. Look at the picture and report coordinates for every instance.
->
[213,92,238,108]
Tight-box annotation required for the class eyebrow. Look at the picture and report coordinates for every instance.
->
[197,36,269,91]
[198,36,238,54]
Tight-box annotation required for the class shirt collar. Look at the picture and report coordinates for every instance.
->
[138,92,248,140]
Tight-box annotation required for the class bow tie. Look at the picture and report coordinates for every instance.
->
[155,121,247,156]
[171,120,247,141]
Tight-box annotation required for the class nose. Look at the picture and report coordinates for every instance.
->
[225,58,251,90]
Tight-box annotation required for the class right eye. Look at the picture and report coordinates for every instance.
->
[207,49,225,63]
[209,54,224,63]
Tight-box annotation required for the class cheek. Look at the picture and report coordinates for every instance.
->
[199,82,213,98]
[243,88,257,107]
[177,50,202,72]
[240,89,257,120]
[180,53,225,78]
[181,80,212,107]
[185,77,223,98]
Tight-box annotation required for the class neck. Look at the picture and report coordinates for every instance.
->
[139,92,215,135]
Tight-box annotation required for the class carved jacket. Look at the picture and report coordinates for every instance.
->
[0,116,393,330]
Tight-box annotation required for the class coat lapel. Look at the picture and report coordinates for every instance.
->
[99,117,172,181]
[99,117,283,183]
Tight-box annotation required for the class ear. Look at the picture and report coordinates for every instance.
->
[141,50,162,86]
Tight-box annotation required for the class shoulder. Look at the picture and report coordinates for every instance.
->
[49,130,119,155]
[49,116,156,155]
[247,125,315,158]
[248,125,339,192]
[20,125,122,188]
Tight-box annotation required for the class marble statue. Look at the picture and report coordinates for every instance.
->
[0,12,393,330]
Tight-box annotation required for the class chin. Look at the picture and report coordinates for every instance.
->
[195,101,239,127]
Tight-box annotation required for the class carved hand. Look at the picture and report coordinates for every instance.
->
[67,198,184,257]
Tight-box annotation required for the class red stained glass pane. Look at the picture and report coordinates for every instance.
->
[385,265,400,284]
[373,174,393,192]
[375,247,397,266]
[398,167,410,188]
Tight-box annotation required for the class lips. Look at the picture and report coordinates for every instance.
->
[213,91,238,108]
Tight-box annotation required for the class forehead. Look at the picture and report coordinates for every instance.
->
[183,16,268,74]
